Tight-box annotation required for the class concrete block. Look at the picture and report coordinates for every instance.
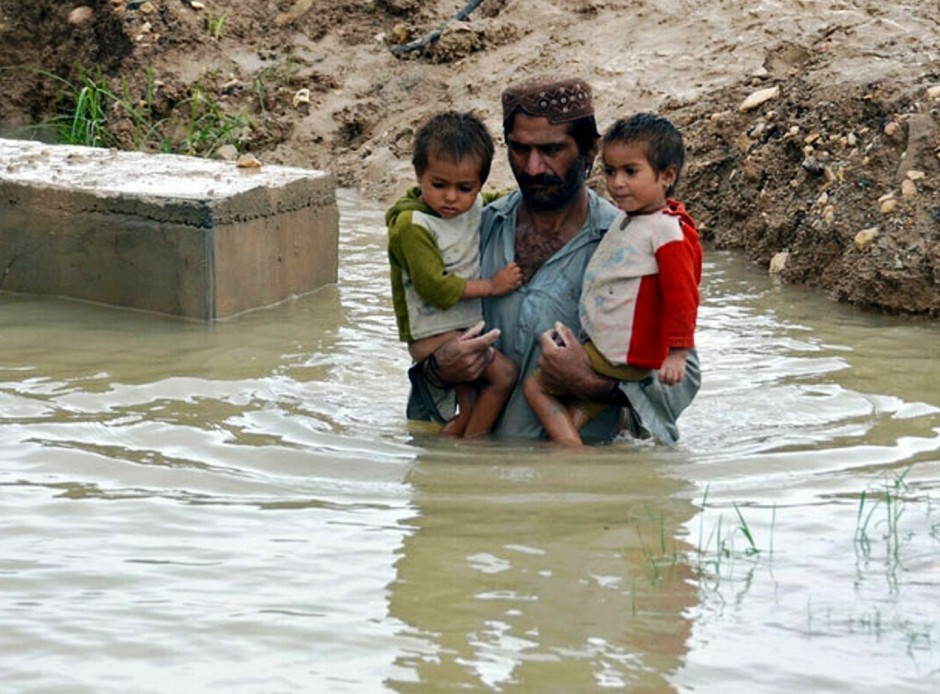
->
[0,139,338,319]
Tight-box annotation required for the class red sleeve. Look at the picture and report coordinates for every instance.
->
[655,226,701,349]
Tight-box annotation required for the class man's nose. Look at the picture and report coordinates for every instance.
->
[524,149,548,176]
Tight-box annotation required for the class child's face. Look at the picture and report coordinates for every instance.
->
[602,141,675,214]
[417,154,484,219]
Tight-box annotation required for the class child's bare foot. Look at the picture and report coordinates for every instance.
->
[440,413,470,437]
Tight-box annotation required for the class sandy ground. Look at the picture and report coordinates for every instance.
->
[0,0,938,314]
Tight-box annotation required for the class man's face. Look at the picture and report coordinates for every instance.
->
[505,113,587,212]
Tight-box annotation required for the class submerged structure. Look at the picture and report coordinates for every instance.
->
[0,139,338,319]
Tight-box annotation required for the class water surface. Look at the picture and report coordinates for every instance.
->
[1,190,938,692]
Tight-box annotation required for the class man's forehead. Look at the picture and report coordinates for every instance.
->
[505,113,573,146]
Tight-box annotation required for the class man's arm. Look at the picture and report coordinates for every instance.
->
[537,322,619,401]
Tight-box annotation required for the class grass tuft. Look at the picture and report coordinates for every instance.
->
[8,64,253,158]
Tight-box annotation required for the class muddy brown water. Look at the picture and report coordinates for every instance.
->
[1,190,938,692]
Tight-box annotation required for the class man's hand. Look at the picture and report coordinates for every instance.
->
[537,322,617,400]
[434,321,501,384]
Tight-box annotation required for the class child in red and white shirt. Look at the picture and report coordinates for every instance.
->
[524,113,702,446]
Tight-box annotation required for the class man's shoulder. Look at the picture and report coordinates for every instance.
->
[481,189,521,218]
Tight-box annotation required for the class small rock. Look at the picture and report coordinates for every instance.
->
[190,1,206,9]
[846,132,857,147]
[140,2,156,14]
[816,191,829,206]
[392,23,409,44]
[739,85,780,112]
[292,88,310,108]
[822,205,835,224]
[802,156,825,175]
[884,121,901,138]
[901,179,917,198]
[68,6,94,25]
[906,169,926,181]
[927,85,940,100]
[769,251,789,273]
[878,194,897,214]
[216,144,238,161]
[854,227,879,250]
[236,153,262,168]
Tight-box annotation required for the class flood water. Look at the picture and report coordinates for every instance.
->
[1,189,938,693]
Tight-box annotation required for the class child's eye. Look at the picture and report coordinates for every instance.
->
[603,167,614,176]
[459,185,475,193]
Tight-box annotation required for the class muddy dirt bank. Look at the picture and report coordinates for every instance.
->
[1,0,937,315]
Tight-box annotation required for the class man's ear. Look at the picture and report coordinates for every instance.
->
[585,137,600,174]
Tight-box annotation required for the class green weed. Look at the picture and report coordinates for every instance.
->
[17,65,121,148]
[178,81,253,156]
[10,64,253,157]
[854,467,913,563]
[206,11,228,40]
[638,504,679,582]
[692,486,773,583]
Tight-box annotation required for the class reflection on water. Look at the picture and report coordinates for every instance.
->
[389,448,698,691]
[0,189,938,692]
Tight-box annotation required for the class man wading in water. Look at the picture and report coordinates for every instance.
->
[407,75,700,444]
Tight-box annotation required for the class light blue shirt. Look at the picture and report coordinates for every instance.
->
[479,189,621,441]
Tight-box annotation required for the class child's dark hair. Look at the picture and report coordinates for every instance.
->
[602,113,685,195]
[412,111,495,184]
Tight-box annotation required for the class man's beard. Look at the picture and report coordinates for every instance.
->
[515,155,588,212]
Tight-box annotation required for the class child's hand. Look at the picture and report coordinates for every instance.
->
[489,261,524,296]
[659,349,689,386]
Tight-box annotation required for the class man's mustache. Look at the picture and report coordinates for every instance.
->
[517,172,564,187]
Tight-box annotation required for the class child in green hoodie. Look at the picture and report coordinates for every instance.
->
[387,111,523,437]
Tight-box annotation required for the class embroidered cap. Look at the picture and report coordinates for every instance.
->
[501,75,594,124]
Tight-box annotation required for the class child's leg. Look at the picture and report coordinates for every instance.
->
[440,383,475,437]
[522,371,583,447]
[463,350,517,438]
[409,330,470,436]
[408,330,460,364]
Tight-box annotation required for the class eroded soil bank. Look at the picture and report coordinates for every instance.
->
[1,0,937,315]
